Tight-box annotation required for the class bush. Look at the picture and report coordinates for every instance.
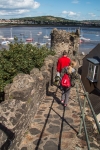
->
[0,42,55,93]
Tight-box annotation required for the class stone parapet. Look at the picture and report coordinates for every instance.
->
[0,28,80,149]
[51,28,80,58]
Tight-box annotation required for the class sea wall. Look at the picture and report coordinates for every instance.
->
[0,28,80,149]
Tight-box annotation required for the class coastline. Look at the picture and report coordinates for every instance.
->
[0,24,100,28]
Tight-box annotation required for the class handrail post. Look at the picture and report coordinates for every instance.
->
[78,93,87,135]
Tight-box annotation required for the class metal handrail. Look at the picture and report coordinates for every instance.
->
[76,84,91,150]
[75,78,100,150]
[80,79,100,133]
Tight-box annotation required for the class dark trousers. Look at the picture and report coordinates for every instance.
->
[61,87,70,104]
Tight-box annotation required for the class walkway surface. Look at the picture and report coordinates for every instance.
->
[19,85,87,150]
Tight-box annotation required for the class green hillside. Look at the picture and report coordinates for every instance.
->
[12,15,100,23]
[8,16,100,27]
[13,15,77,22]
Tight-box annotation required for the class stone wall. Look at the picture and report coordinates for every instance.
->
[0,28,79,149]
[51,28,80,58]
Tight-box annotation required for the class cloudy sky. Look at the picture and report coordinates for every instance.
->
[0,0,100,20]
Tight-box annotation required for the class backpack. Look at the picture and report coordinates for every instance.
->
[61,73,71,88]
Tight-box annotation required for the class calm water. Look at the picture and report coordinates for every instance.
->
[0,26,100,54]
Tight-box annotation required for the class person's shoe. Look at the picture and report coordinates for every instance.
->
[64,104,67,107]
[61,100,64,104]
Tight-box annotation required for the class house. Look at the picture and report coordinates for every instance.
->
[81,43,100,116]
[81,43,100,93]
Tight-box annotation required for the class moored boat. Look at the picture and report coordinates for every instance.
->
[80,36,90,42]
[6,28,14,41]
[26,31,33,42]
[26,38,33,42]
[43,35,49,39]
[1,40,10,45]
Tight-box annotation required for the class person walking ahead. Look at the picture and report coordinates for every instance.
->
[60,59,79,107]
[54,50,71,86]
[56,50,71,75]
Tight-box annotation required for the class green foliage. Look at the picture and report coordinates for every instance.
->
[0,42,55,93]
[15,16,70,22]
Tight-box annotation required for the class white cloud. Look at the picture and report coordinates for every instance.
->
[62,11,78,16]
[0,9,30,16]
[0,0,40,9]
[0,0,40,18]
[88,13,96,17]
[62,11,68,14]
[62,10,81,20]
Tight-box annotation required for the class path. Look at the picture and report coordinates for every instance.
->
[19,85,87,150]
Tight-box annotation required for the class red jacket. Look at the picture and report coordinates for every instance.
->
[57,56,71,73]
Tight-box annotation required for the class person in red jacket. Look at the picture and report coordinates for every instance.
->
[54,50,71,86]
[57,50,71,74]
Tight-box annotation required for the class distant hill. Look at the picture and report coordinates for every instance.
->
[13,15,78,22]
[12,16,100,23]
[1,16,98,27]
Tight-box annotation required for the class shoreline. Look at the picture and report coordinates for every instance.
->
[0,24,100,28]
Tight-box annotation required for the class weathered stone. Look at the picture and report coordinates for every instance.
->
[62,132,76,138]
[44,114,52,118]
[72,114,79,119]
[47,124,60,134]
[29,128,41,135]
[21,147,27,150]
[34,119,42,122]
[43,141,58,150]
[65,117,73,123]
[57,105,64,110]
[10,117,18,126]
[52,120,60,125]
[33,139,43,145]
[53,114,60,118]
[0,116,7,122]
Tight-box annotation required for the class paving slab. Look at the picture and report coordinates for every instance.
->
[18,85,91,150]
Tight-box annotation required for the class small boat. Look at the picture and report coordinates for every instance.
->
[7,37,14,41]
[80,36,90,42]
[37,31,42,35]
[40,42,46,46]
[7,28,14,41]
[37,33,41,36]
[2,37,7,40]
[39,31,42,35]
[38,28,42,35]
[43,30,49,39]
[79,28,90,42]
[46,38,51,46]
[43,35,49,39]
[96,33,99,36]
[26,38,33,42]
[1,41,10,45]
[47,38,51,41]
[26,31,33,42]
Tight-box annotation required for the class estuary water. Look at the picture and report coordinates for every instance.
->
[0,26,100,54]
